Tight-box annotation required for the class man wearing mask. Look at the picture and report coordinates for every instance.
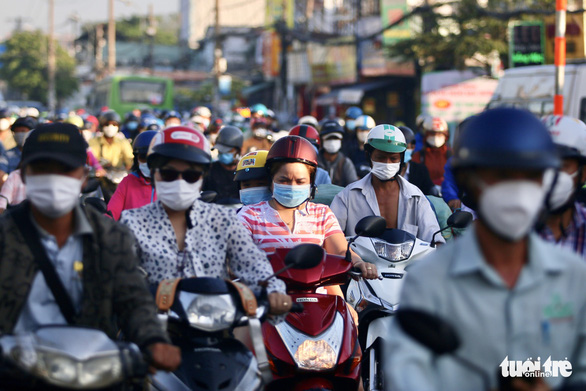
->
[0,109,16,151]
[341,106,363,160]
[539,115,586,258]
[89,110,133,170]
[202,125,243,203]
[0,116,36,188]
[331,124,442,243]
[349,115,376,178]
[411,116,451,187]
[386,108,586,390]
[317,120,358,187]
[242,117,273,154]
[0,123,181,374]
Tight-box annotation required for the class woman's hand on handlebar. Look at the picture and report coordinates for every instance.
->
[268,292,293,315]
[352,260,379,280]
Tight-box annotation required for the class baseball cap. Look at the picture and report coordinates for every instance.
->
[21,123,88,168]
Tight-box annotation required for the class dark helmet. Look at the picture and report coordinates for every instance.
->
[398,126,416,145]
[345,106,363,120]
[132,130,158,155]
[320,120,345,139]
[99,110,121,126]
[125,112,139,123]
[147,126,211,169]
[0,109,10,119]
[451,108,559,171]
[164,110,182,121]
[266,135,318,168]
[214,125,243,152]
[289,124,320,148]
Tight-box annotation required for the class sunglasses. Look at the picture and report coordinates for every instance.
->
[157,168,203,184]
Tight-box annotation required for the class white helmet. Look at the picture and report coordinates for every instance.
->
[355,115,376,130]
[298,115,319,128]
[542,115,586,159]
[421,116,448,133]
[366,124,407,153]
[192,106,212,119]
[416,113,433,130]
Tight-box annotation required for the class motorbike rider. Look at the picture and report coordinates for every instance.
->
[298,115,319,129]
[120,126,292,316]
[234,150,273,206]
[242,117,273,154]
[107,130,158,220]
[288,124,332,185]
[89,110,134,170]
[347,114,375,178]
[331,124,443,243]
[163,110,182,128]
[398,125,436,196]
[411,116,451,188]
[317,120,358,187]
[202,125,244,203]
[538,115,586,258]
[0,108,16,150]
[0,122,180,374]
[342,106,363,160]
[386,108,586,391]
[0,116,35,188]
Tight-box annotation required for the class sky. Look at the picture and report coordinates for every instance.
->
[1,0,181,41]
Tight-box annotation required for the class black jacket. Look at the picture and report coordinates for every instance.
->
[406,161,437,196]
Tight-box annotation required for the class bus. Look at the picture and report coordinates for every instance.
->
[89,75,174,116]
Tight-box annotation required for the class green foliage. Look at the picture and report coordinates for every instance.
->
[0,30,78,104]
[174,77,248,111]
[111,14,179,45]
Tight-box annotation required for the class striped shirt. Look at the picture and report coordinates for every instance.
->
[539,202,586,259]
[237,201,343,253]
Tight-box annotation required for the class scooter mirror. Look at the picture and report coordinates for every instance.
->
[396,308,461,355]
[284,244,324,269]
[447,211,473,229]
[355,216,386,238]
[200,190,218,203]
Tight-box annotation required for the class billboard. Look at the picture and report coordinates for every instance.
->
[381,0,411,46]
[509,22,545,68]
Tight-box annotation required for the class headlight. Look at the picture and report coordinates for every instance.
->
[79,355,123,386]
[372,238,414,262]
[294,340,337,370]
[186,293,236,332]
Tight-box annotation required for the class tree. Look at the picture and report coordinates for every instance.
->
[0,30,78,105]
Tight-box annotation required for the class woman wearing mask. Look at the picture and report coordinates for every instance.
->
[234,150,272,206]
[120,126,291,316]
[107,130,158,220]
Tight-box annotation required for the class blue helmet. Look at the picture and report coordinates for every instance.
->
[132,130,158,155]
[164,110,182,120]
[451,108,559,171]
[140,116,161,131]
[345,106,363,120]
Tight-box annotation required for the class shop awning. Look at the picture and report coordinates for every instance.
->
[315,80,395,106]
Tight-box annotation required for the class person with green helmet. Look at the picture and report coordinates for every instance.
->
[330,124,442,243]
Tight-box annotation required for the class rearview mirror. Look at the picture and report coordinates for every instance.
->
[447,211,473,229]
[200,190,218,203]
[284,244,324,269]
[355,216,386,238]
[396,308,460,355]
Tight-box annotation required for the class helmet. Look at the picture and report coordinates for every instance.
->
[132,130,158,155]
[65,115,84,129]
[214,125,244,152]
[26,107,39,118]
[266,135,318,168]
[55,111,69,122]
[140,117,161,131]
[147,126,211,168]
[266,109,276,119]
[416,113,433,130]
[11,117,36,131]
[451,108,559,171]
[298,115,319,128]
[234,150,269,182]
[191,106,212,118]
[207,117,224,133]
[542,115,586,161]
[398,126,416,145]
[345,106,363,120]
[366,124,407,153]
[85,115,99,128]
[125,112,139,122]
[99,110,121,126]
[164,110,182,120]
[250,103,268,116]
[421,116,448,133]
[0,109,10,119]
[320,120,344,139]
[289,124,320,147]
[355,115,376,130]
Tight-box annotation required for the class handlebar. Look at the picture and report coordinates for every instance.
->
[290,302,304,312]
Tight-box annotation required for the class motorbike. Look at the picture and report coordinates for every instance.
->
[345,211,473,391]
[0,326,147,390]
[262,217,386,391]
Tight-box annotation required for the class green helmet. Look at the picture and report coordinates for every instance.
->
[365,124,407,153]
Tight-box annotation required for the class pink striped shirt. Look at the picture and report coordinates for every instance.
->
[237,201,343,253]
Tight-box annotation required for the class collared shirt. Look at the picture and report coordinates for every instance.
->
[120,200,285,294]
[539,202,586,259]
[385,225,586,391]
[89,135,133,168]
[14,205,93,332]
[0,146,21,174]
[330,173,443,243]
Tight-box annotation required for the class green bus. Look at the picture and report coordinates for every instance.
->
[90,75,174,116]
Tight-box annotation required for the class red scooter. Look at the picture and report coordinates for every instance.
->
[262,217,386,391]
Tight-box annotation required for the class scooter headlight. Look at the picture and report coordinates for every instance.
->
[294,339,337,370]
[185,293,237,332]
[371,238,414,262]
[79,355,123,386]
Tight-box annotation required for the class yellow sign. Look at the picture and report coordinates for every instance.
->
[265,0,294,29]
[544,12,586,62]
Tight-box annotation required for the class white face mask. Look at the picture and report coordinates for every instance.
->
[478,179,545,241]
[371,161,401,181]
[323,139,342,154]
[103,125,119,138]
[13,131,30,147]
[254,128,268,138]
[26,174,83,218]
[357,131,368,143]
[0,118,10,131]
[139,162,151,178]
[427,134,446,148]
[544,170,577,211]
[155,178,202,211]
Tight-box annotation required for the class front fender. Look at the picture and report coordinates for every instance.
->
[365,316,393,350]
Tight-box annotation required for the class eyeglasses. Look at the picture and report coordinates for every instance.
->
[157,168,203,184]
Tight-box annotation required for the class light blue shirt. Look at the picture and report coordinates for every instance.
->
[14,206,92,332]
[385,225,586,391]
[330,173,443,243]
[315,167,331,185]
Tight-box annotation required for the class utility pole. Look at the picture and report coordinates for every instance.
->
[48,0,56,112]
[146,3,157,74]
[279,0,288,117]
[214,0,221,112]
[355,0,361,83]
[108,0,116,74]
[96,24,105,79]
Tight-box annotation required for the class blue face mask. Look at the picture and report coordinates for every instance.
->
[218,152,235,165]
[273,183,311,208]
[239,186,272,205]
[346,120,356,131]
[126,121,138,130]
[404,149,413,163]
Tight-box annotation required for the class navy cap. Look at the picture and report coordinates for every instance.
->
[21,123,88,168]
